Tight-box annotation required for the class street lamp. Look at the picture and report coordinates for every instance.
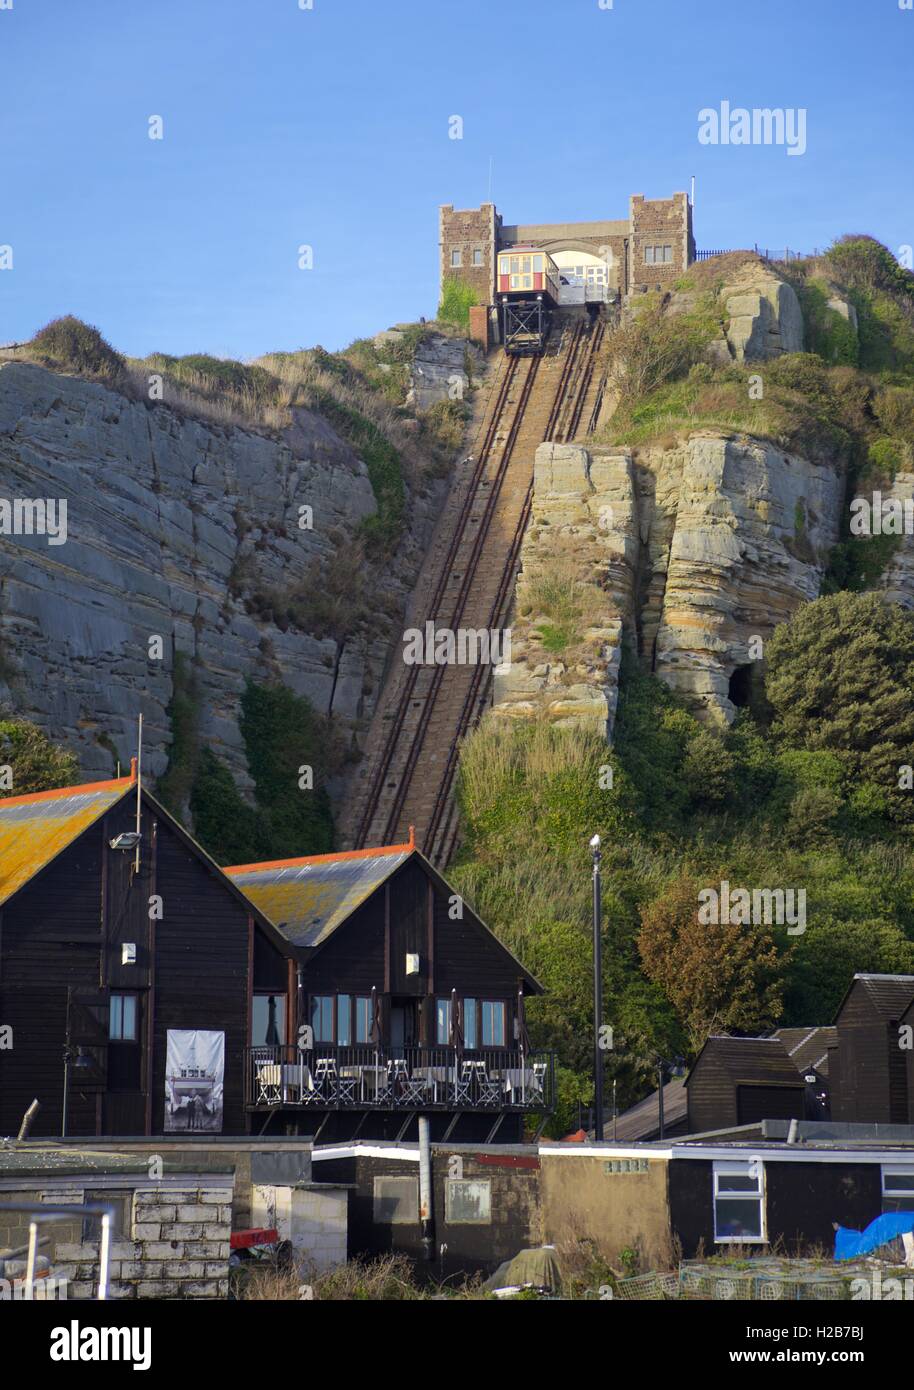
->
[590,834,603,1141]
[61,1044,92,1138]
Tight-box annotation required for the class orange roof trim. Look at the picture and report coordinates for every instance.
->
[0,774,135,810]
[226,824,416,877]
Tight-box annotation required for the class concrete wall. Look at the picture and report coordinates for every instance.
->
[539,1150,673,1268]
[252,1182,348,1273]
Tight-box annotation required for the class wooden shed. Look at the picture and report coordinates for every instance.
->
[685,1036,806,1134]
[830,974,914,1125]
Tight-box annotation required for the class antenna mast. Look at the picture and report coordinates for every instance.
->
[135,713,143,873]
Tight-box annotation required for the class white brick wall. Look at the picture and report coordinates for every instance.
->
[54,1183,233,1300]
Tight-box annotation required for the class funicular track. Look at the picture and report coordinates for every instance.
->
[345,313,608,865]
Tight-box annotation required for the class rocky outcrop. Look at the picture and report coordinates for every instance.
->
[406,333,482,410]
[667,259,805,365]
[0,362,443,786]
[493,434,843,734]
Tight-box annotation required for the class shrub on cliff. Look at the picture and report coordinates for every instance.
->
[0,717,79,796]
[29,316,124,378]
[765,592,914,820]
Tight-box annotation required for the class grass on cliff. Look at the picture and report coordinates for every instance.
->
[597,238,914,594]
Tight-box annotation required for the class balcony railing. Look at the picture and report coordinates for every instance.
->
[245,1045,555,1114]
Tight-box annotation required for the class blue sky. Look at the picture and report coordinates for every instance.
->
[1,0,912,359]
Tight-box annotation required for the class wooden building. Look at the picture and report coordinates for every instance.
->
[685,1037,807,1133]
[0,772,552,1142]
[828,974,914,1125]
[0,770,291,1138]
[225,837,551,1142]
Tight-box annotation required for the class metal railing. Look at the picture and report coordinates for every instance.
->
[245,1045,555,1113]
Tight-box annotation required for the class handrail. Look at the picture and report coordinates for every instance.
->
[245,1044,555,1113]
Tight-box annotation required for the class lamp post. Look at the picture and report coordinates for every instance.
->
[61,1044,91,1138]
[590,834,603,1141]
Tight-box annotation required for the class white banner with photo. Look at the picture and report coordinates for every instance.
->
[164,1029,225,1133]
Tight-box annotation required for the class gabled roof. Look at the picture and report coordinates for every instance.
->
[225,837,416,949]
[686,1035,805,1089]
[225,835,543,991]
[834,973,914,1025]
[0,775,134,907]
[774,1026,838,1076]
[0,773,292,957]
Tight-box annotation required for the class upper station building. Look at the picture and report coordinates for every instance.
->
[439,192,696,311]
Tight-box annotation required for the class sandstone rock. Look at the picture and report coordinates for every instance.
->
[717,264,804,361]
[492,435,843,737]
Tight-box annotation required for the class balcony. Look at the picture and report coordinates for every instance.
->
[245,1045,555,1115]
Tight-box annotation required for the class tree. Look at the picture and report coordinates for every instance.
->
[637,874,783,1047]
[765,592,914,821]
[0,718,79,797]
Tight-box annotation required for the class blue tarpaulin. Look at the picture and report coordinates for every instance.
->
[835,1211,914,1261]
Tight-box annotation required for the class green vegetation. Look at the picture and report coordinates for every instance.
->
[157,663,338,866]
[307,388,406,550]
[438,277,479,328]
[27,316,125,379]
[142,352,280,406]
[452,593,914,1132]
[519,555,604,662]
[0,717,79,797]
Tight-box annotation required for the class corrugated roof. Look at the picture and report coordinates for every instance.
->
[854,974,914,1022]
[225,842,414,948]
[0,777,133,906]
[606,1078,688,1142]
[687,1036,805,1089]
[774,1026,838,1076]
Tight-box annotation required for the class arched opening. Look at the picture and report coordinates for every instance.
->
[728,664,753,709]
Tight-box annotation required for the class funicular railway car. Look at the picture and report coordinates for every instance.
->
[496,246,560,354]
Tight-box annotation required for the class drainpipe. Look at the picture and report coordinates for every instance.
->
[418,1116,434,1261]
[787,1118,799,1144]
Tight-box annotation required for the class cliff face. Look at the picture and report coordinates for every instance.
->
[493,434,844,733]
[0,361,442,788]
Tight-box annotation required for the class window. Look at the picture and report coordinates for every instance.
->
[882,1166,914,1212]
[252,994,286,1046]
[450,249,462,268]
[644,244,672,265]
[355,996,372,1045]
[463,998,477,1049]
[445,1179,491,1224]
[109,994,137,1042]
[713,1161,765,1243]
[337,994,352,1047]
[481,1000,506,1048]
[83,1191,129,1242]
[311,995,334,1043]
[533,254,543,272]
[373,1176,418,1224]
[472,248,483,266]
[436,998,451,1045]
